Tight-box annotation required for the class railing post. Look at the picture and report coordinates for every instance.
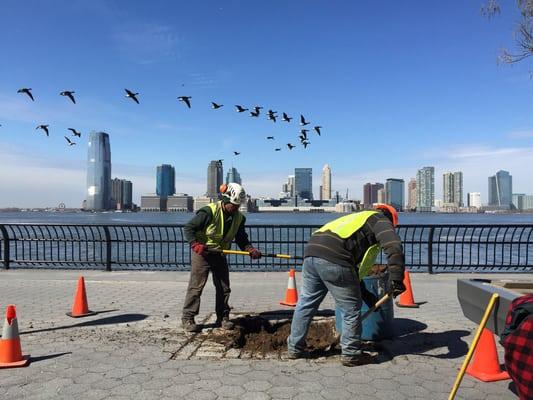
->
[103,226,112,271]
[427,226,435,274]
[0,225,10,270]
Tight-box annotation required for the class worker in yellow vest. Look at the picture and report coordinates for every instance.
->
[287,204,406,366]
[181,183,261,332]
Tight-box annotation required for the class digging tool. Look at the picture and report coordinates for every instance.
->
[361,292,392,321]
[207,248,303,260]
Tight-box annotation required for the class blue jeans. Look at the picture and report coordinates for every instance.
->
[287,256,362,357]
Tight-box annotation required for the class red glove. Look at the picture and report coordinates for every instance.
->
[247,247,262,259]
[191,242,207,256]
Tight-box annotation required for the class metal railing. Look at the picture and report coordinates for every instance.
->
[0,223,532,273]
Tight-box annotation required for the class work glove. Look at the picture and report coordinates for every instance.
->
[390,280,406,298]
[247,247,262,259]
[191,241,207,256]
[360,281,378,308]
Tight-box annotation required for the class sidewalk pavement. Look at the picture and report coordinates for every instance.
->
[0,269,523,399]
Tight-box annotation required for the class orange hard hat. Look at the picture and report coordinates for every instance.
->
[374,203,398,227]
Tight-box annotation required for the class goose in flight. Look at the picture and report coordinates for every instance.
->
[211,102,223,109]
[282,112,292,122]
[60,91,76,104]
[287,143,295,150]
[300,114,310,126]
[233,151,240,155]
[178,96,192,108]
[17,88,34,101]
[314,126,322,136]
[64,136,76,146]
[36,124,49,136]
[68,128,81,137]
[235,105,248,113]
[124,89,139,104]
[266,136,275,140]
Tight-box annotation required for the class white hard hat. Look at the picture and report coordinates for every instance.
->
[221,183,246,205]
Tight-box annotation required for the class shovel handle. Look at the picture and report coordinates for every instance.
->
[207,248,303,260]
[361,293,392,321]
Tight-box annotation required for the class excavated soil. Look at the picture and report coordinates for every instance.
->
[208,314,339,357]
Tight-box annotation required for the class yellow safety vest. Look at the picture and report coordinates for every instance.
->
[195,201,244,250]
[315,211,381,279]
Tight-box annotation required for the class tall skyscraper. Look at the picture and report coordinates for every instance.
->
[206,160,223,198]
[407,178,417,211]
[156,164,175,197]
[226,167,242,185]
[363,183,384,208]
[294,168,313,199]
[488,170,513,208]
[111,178,133,210]
[443,171,463,207]
[321,164,331,201]
[416,166,434,212]
[377,188,386,204]
[467,192,481,209]
[385,178,405,211]
[86,131,111,210]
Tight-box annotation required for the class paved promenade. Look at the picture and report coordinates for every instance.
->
[0,270,524,399]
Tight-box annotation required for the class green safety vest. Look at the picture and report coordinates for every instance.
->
[195,201,244,250]
[315,210,381,279]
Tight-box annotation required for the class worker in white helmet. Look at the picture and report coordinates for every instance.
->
[181,183,261,332]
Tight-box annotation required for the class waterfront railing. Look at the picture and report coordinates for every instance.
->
[0,224,532,273]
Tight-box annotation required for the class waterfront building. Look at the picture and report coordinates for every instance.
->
[85,131,112,211]
[363,183,384,208]
[141,195,165,211]
[111,178,133,210]
[321,164,331,201]
[167,194,194,212]
[377,188,386,204]
[467,192,482,209]
[488,170,513,209]
[385,178,404,211]
[416,166,434,212]
[443,171,463,207]
[294,168,313,200]
[156,164,175,197]
[194,196,212,211]
[206,160,223,198]
[407,178,417,211]
[226,167,242,185]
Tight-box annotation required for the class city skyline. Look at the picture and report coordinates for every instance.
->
[0,2,532,207]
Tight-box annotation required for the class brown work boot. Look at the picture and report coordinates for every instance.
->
[182,319,200,333]
[340,352,377,367]
[215,317,234,330]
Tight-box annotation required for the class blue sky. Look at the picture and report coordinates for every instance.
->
[0,1,532,207]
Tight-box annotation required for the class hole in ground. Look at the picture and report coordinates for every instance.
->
[207,315,340,358]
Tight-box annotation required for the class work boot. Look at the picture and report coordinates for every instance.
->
[286,350,308,360]
[340,352,377,367]
[215,317,234,330]
[182,319,200,333]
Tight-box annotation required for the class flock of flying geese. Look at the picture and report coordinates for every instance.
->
[14,87,323,153]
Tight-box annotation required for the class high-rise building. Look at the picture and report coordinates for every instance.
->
[363,183,384,208]
[321,164,331,201]
[467,192,481,209]
[488,170,513,208]
[443,171,463,207]
[377,188,386,204]
[385,179,405,211]
[407,178,417,211]
[416,166,434,212]
[85,131,112,210]
[111,178,133,210]
[512,193,525,210]
[282,175,295,197]
[156,164,175,197]
[226,167,242,185]
[206,160,223,198]
[294,168,313,200]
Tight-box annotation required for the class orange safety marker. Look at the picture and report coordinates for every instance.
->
[466,328,510,382]
[395,270,419,308]
[0,305,30,368]
[67,276,97,318]
[280,268,299,307]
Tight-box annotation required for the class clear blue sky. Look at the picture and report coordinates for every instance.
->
[0,1,531,207]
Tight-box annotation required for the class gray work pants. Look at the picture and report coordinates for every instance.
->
[182,252,231,321]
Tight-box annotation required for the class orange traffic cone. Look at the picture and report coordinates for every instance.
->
[67,276,97,318]
[466,328,510,382]
[0,305,30,368]
[395,270,419,308]
[280,268,299,307]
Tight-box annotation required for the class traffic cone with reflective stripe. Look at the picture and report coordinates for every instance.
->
[0,305,30,368]
[395,270,419,308]
[466,328,510,382]
[67,276,97,318]
[280,268,299,307]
